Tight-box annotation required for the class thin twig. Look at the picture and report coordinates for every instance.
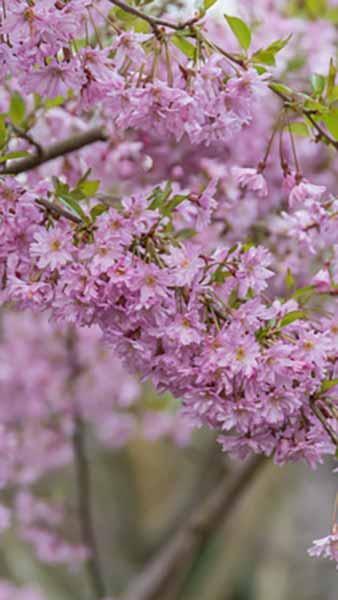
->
[35,197,82,224]
[119,455,267,600]
[310,398,338,447]
[269,83,338,153]
[1,127,107,175]
[9,123,44,157]
[304,111,338,150]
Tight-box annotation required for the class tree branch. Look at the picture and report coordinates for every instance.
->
[67,330,107,600]
[269,83,338,153]
[72,414,107,600]
[107,0,201,32]
[1,127,107,175]
[310,398,338,447]
[35,197,82,224]
[120,455,267,600]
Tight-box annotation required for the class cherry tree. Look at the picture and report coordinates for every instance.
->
[0,0,337,597]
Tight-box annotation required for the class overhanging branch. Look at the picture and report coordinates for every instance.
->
[1,127,107,175]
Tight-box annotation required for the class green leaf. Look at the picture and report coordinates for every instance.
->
[0,115,8,149]
[0,151,30,163]
[292,285,315,300]
[112,7,150,31]
[90,203,108,221]
[305,0,327,17]
[148,182,172,210]
[269,82,294,98]
[285,268,295,289]
[203,0,218,11]
[45,96,65,109]
[320,378,338,392]
[310,73,325,96]
[78,179,100,197]
[59,194,88,221]
[288,121,310,137]
[224,14,251,51]
[162,194,187,216]
[252,36,291,67]
[212,267,233,284]
[280,310,306,327]
[9,92,26,126]
[171,34,195,59]
[53,177,88,222]
[323,111,338,140]
[174,228,196,240]
[327,58,336,99]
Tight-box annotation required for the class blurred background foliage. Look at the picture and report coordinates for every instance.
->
[0,387,336,600]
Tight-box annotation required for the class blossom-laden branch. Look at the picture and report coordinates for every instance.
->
[1,127,107,175]
[120,456,267,600]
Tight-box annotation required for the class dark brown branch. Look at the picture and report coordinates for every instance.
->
[9,123,44,157]
[120,455,267,600]
[35,197,82,224]
[73,414,107,599]
[310,398,338,447]
[107,0,201,31]
[304,112,338,150]
[1,127,107,175]
[67,330,107,600]
[269,83,338,153]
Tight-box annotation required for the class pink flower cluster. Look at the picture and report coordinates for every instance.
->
[0,1,266,147]
[1,177,337,471]
[0,0,337,575]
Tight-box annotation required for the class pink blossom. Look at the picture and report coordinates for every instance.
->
[21,60,85,99]
[232,166,268,197]
[288,181,326,209]
[308,524,338,568]
[30,225,73,270]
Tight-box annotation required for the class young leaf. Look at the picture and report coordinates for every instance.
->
[285,268,295,289]
[9,92,26,126]
[174,228,196,240]
[288,122,310,137]
[162,194,187,216]
[224,14,251,51]
[320,378,338,392]
[269,82,294,98]
[149,182,172,209]
[280,310,306,328]
[171,34,195,59]
[59,193,88,221]
[90,203,108,222]
[0,115,7,149]
[203,0,217,11]
[310,73,325,96]
[78,179,100,197]
[326,58,337,99]
[252,35,291,67]
[323,111,338,140]
[0,151,30,163]
[292,285,315,300]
